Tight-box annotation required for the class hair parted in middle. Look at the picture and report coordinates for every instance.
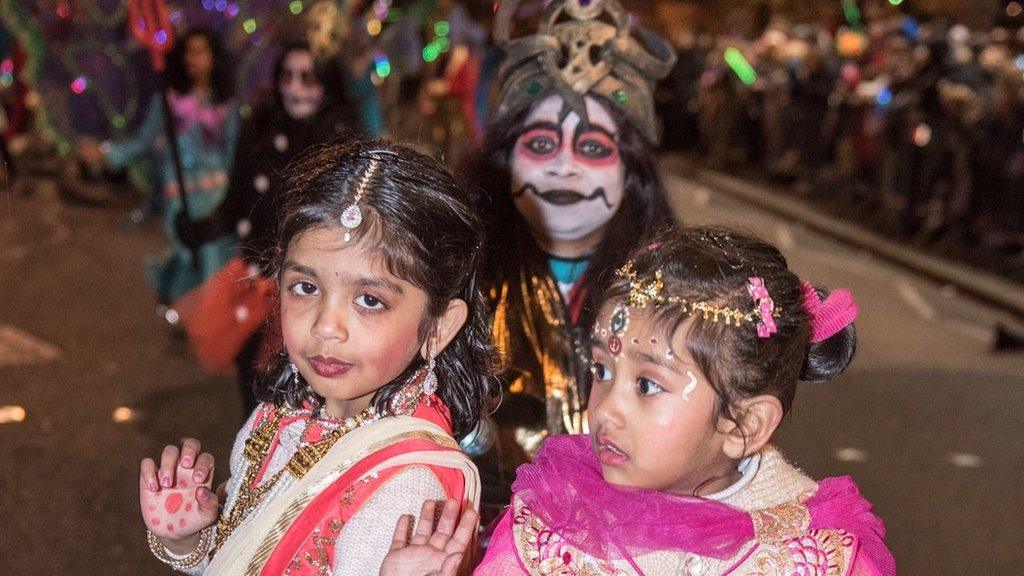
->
[600,225,858,426]
[260,137,497,439]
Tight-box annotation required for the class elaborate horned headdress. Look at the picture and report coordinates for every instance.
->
[494,0,677,144]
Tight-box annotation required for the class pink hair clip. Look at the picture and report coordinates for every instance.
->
[801,281,859,343]
[747,277,777,339]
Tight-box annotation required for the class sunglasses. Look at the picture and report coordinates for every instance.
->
[278,68,319,87]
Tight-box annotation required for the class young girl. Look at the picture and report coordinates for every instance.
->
[387,226,896,576]
[138,139,494,575]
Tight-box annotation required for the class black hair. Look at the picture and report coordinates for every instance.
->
[260,138,496,439]
[461,94,673,333]
[601,225,857,425]
[265,40,360,131]
[166,28,234,103]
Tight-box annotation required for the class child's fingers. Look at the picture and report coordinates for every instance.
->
[192,452,214,484]
[178,438,201,468]
[159,445,180,488]
[410,500,437,545]
[195,485,220,515]
[428,499,460,548]
[444,507,478,556]
[140,458,159,492]
[388,514,413,551]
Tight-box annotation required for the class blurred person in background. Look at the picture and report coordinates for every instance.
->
[79,28,239,305]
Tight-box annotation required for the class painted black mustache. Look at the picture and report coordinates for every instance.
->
[513,183,614,209]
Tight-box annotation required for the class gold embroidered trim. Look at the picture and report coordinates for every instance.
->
[750,502,811,546]
[243,431,458,576]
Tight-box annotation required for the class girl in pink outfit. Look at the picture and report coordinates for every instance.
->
[384,225,895,576]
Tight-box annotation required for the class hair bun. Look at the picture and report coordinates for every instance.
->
[800,288,858,382]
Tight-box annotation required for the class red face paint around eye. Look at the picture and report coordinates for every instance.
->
[518,127,561,162]
[574,129,619,168]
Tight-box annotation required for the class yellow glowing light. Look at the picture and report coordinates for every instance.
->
[112,407,136,423]
[367,18,382,36]
[243,19,257,34]
[0,406,26,424]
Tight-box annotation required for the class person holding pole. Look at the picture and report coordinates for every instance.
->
[80,27,239,305]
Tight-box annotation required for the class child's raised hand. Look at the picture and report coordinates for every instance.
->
[380,499,479,576]
[139,438,218,546]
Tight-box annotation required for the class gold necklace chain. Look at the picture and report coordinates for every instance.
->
[211,404,379,555]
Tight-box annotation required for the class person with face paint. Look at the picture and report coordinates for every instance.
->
[179,39,363,417]
[459,0,677,520]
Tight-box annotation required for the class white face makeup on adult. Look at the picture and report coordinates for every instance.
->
[509,95,626,258]
[279,50,325,121]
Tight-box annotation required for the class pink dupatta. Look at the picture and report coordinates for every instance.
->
[477,435,894,576]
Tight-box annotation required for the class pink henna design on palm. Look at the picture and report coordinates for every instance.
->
[140,462,215,539]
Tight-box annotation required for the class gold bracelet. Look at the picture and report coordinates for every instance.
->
[147,526,213,570]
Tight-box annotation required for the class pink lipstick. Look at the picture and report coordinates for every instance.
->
[309,356,352,378]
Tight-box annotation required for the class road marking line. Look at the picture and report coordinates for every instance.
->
[896,282,938,322]
[0,324,61,367]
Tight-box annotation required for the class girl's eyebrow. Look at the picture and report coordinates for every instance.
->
[282,263,403,295]
[521,121,563,135]
[574,122,617,143]
[282,261,319,278]
[353,275,404,295]
[628,350,684,374]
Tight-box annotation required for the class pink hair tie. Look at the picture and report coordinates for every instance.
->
[801,281,859,343]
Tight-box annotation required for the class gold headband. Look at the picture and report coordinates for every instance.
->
[614,261,777,327]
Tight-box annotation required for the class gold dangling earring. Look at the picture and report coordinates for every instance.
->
[422,348,438,396]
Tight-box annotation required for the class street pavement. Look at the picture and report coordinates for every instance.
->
[1,166,1023,574]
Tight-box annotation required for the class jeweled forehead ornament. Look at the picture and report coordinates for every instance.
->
[614,261,782,338]
[493,0,677,144]
[340,156,382,242]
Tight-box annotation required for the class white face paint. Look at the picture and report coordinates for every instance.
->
[509,95,626,256]
[278,50,324,121]
[682,371,698,402]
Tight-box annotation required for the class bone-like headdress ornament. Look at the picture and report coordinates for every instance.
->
[494,0,677,144]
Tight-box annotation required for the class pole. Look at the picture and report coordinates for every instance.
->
[128,0,201,270]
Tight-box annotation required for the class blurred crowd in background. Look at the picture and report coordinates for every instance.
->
[654,0,1024,281]
[2,0,1023,281]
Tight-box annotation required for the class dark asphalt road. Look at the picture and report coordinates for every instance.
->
[1,167,1022,574]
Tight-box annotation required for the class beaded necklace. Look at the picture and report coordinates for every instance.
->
[212,403,380,554]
